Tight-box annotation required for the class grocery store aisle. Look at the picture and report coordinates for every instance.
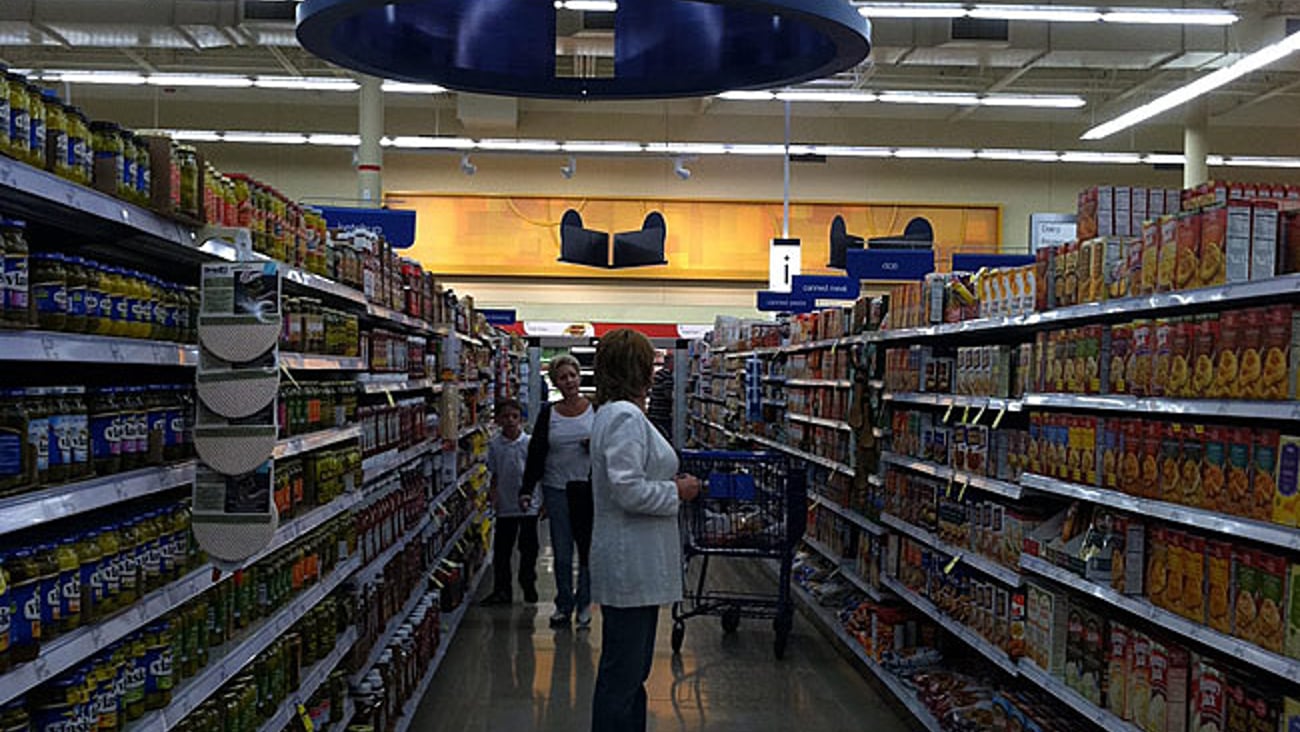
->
[410,541,912,732]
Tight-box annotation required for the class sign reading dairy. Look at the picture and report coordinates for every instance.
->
[768,238,801,293]
[756,291,814,313]
[792,275,860,301]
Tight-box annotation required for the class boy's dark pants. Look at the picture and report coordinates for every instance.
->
[493,515,539,596]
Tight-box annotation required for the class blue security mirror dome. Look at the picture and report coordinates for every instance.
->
[296,0,871,99]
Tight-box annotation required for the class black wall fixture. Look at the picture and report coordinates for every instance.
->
[558,209,668,270]
[827,215,864,269]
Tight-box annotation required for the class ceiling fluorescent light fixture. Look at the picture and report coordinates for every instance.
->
[477,139,562,152]
[893,147,978,159]
[717,90,777,100]
[51,71,146,85]
[381,81,447,94]
[969,5,1101,21]
[1221,155,1300,168]
[221,131,308,145]
[879,91,981,105]
[807,145,894,157]
[307,133,361,146]
[976,149,1062,162]
[1082,29,1300,139]
[554,0,618,10]
[1102,8,1236,24]
[857,2,965,18]
[167,130,223,142]
[253,76,359,91]
[1142,153,1186,165]
[147,73,253,88]
[386,136,475,150]
[774,90,878,102]
[726,144,799,155]
[980,93,1085,108]
[560,141,646,153]
[1060,151,1143,164]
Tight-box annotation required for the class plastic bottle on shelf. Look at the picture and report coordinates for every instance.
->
[117,518,141,607]
[55,535,81,634]
[23,388,49,487]
[96,526,122,615]
[74,531,102,624]
[7,548,43,663]
[34,544,60,642]
[64,256,88,334]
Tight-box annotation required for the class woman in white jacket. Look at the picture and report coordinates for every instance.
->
[588,329,700,732]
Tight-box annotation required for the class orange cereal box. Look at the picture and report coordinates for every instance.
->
[1175,211,1202,292]
[1199,203,1228,287]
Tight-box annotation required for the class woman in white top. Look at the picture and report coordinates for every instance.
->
[522,354,596,627]
[588,329,700,732]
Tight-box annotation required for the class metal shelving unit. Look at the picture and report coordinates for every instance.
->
[744,431,856,476]
[280,352,366,371]
[254,626,360,732]
[879,513,1022,587]
[787,412,853,432]
[1023,393,1300,422]
[881,452,1023,501]
[802,537,887,603]
[0,462,196,537]
[362,439,438,484]
[1020,473,1300,552]
[881,576,1019,676]
[786,378,853,388]
[1020,554,1300,683]
[0,331,198,366]
[809,493,884,536]
[274,425,363,460]
[884,391,1023,413]
[1016,658,1140,732]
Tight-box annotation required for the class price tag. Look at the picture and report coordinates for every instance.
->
[946,476,955,498]
[991,407,1008,430]
[944,554,962,575]
[942,404,954,423]
[384,388,396,407]
[40,335,59,360]
[280,362,300,387]
[108,342,126,363]
[961,406,970,425]
[959,477,969,502]
[972,405,986,425]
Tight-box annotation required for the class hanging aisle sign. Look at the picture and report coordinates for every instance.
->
[756,290,815,313]
[480,308,517,326]
[768,238,802,293]
[792,275,860,301]
[845,249,935,281]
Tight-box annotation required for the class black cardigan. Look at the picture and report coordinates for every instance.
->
[521,401,595,498]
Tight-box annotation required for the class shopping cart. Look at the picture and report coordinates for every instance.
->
[671,450,807,659]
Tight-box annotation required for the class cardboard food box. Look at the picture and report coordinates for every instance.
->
[1100,186,1117,238]
[1203,426,1228,512]
[1284,697,1300,732]
[1127,236,1146,299]
[1147,639,1171,732]
[1159,423,1184,505]
[1132,320,1154,397]
[1169,319,1194,398]
[1260,306,1291,401]
[1252,201,1280,281]
[1200,204,1228,288]
[1147,526,1170,607]
[1158,215,1180,293]
[1251,430,1279,523]
[1142,220,1162,296]
[1191,658,1227,732]
[1110,324,1132,395]
[1228,427,1253,517]
[1205,540,1234,635]
[1079,187,1100,240]
[1214,312,1243,400]
[1132,188,1149,239]
[1286,563,1300,661]
[1232,548,1258,645]
[1237,308,1265,401]
[1153,319,1174,397]
[1142,422,1163,499]
[1129,630,1153,728]
[1252,550,1288,654]
[1181,534,1207,624]
[1108,622,1132,719]
[1192,315,1219,398]
[1165,643,1191,732]
[1179,424,1204,508]
[1165,530,1188,612]
[1292,305,1300,401]
[1176,211,1202,292]
[1117,186,1134,238]
[1226,200,1254,285]
[1276,435,1300,529]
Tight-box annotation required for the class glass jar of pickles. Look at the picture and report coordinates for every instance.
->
[177,145,199,219]
[6,73,30,162]
[90,121,125,197]
[42,90,70,179]
[25,82,45,170]
[0,67,11,159]
[67,107,91,185]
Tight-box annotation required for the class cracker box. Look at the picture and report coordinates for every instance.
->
[1127,235,1147,298]
[1132,188,1149,238]
[1100,186,1116,238]
[1165,643,1191,732]
[1181,534,1207,624]
[1192,314,1219,398]
[1153,319,1173,397]
[1117,186,1134,238]
[1232,548,1258,644]
[1190,658,1227,732]
[1200,203,1228,287]
[1253,550,1287,654]
[1131,320,1154,397]
[1251,430,1279,523]
[1079,188,1100,240]
[1206,540,1234,634]
[1226,200,1253,284]
[1158,215,1179,293]
[1125,518,1147,596]
[1141,422,1162,499]
[1108,622,1132,719]
[1237,308,1265,401]
[1203,426,1228,512]
[1147,640,1171,732]
[1165,189,1181,215]
[1175,211,1202,292]
[1105,237,1131,300]
[1146,526,1170,606]
[1129,630,1153,728]
[1141,220,1162,296]
[1214,312,1242,400]
[1252,201,1280,281]
[1159,423,1183,505]
[1286,563,1300,661]
[1276,434,1300,529]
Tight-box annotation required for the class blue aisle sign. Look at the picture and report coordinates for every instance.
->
[792,275,860,301]
[480,308,518,325]
[845,249,935,281]
[951,253,1036,271]
[756,291,815,313]
[316,206,417,248]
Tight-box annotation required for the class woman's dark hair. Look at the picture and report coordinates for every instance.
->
[594,329,656,406]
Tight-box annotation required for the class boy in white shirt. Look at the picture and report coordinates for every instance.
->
[482,399,539,605]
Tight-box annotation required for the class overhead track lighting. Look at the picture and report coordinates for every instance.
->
[1082,29,1300,140]
[560,156,577,179]
[151,129,1300,169]
[852,1,1237,24]
[719,89,1085,108]
[554,0,618,9]
[146,74,254,88]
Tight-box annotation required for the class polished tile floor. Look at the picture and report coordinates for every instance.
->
[410,541,913,732]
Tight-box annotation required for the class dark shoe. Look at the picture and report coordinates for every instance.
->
[549,610,571,627]
[480,592,512,606]
[522,585,539,603]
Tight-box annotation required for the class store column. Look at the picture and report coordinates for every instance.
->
[358,75,384,206]
[1183,99,1209,189]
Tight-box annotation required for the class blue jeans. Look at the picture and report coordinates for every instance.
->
[544,484,591,615]
[592,605,659,731]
